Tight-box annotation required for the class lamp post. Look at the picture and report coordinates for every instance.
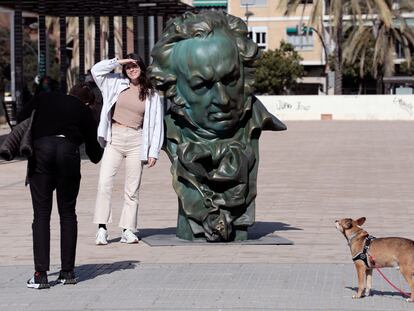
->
[303,25,329,73]
[301,24,331,93]
[245,4,254,28]
[242,0,254,28]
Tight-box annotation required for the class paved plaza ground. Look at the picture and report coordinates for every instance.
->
[1,121,414,310]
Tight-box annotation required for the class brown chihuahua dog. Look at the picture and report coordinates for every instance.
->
[335,217,414,302]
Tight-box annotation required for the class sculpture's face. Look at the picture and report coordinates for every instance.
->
[173,31,245,137]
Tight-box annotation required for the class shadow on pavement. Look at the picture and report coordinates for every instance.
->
[249,221,302,238]
[346,286,408,299]
[139,227,175,238]
[48,260,140,285]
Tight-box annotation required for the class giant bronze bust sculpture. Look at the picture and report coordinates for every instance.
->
[148,11,286,242]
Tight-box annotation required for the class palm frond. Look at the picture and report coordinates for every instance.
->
[308,0,323,29]
[350,0,363,30]
[372,0,393,28]
[343,27,372,64]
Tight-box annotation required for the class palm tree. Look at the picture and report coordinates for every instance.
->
[279,0,349,94]
[343,0,414,93]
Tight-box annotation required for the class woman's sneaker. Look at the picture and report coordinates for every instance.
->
[95,227,108,245]
[57,270,77,285]
[120,229,139,244]
[27,271,50,289]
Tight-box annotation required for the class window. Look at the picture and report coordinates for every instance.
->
[241,0,267,7]
[286,26,314,50]
[395,41,413,59]
[248,26,267,50]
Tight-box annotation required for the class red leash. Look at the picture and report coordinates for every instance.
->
[369,255,411,298]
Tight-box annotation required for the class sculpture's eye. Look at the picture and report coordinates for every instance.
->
[191,79,213,95]
[221,73,240,87]
[222,77,238,87]
[192,82,207,95]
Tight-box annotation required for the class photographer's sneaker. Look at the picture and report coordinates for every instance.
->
[120,229,139,244]
[57,270,77,285]
[27,271,50,289]
[95,227,108,245]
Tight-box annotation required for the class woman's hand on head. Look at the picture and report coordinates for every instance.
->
[147,157,157,168]
[118,59,137,66]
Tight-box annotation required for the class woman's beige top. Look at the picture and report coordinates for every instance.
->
[112,87,145,129]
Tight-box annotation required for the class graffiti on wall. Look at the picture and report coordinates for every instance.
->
[274,100,310,111]
[394,97,413,116]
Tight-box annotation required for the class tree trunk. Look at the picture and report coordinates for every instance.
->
[358,78,363,95]
[376,73,384,94]
[334,6,343,95]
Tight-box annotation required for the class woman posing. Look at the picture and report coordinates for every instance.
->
[91,54,164,245]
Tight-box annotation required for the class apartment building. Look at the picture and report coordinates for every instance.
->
[228,0,329,94]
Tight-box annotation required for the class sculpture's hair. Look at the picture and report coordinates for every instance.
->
[148,11,260,109]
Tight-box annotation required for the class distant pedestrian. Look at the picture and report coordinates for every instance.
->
[91,54,163,245]
[18,82,103,289]
[34,76,58,96]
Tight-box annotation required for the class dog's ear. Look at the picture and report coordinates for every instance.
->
[356,217,366,226]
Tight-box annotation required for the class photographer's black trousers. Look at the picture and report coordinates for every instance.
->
[29,136,81,272]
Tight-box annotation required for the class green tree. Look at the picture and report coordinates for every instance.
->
[23,34,38,92]
[254,42,304,95]
[0,29,38,99]
[0,27,60,98]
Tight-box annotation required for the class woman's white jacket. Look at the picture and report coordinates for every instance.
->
[91,58,164,161]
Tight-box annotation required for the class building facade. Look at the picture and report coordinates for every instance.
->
[229,0,329,94]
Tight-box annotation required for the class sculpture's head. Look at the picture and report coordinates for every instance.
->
[148,11,260,138]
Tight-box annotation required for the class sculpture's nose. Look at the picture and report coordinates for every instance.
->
[212,82,230,107]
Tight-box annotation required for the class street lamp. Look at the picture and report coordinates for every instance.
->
[302,25,329,73]
[242,0,255,28]
[245,7,254,28]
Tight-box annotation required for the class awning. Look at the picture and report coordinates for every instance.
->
[193,0,227,7]
[286,26,298,34]
[286,26,313,35]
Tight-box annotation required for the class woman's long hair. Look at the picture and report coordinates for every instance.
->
[122,53,154,101]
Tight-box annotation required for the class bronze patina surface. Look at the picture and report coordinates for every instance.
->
[149,11,286,242]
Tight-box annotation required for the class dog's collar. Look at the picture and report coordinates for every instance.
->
[352,235,376,268]
[346,229,363,246]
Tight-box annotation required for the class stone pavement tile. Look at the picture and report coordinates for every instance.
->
[0,263,413,310]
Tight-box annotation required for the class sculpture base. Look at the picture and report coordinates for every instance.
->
[176,211,249,242]
[139,222,298,247]
[139,227,294,247]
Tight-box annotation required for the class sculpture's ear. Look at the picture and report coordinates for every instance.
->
[356,217,366,226]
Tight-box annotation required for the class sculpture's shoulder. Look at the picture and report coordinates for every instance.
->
[250,96,287,132]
